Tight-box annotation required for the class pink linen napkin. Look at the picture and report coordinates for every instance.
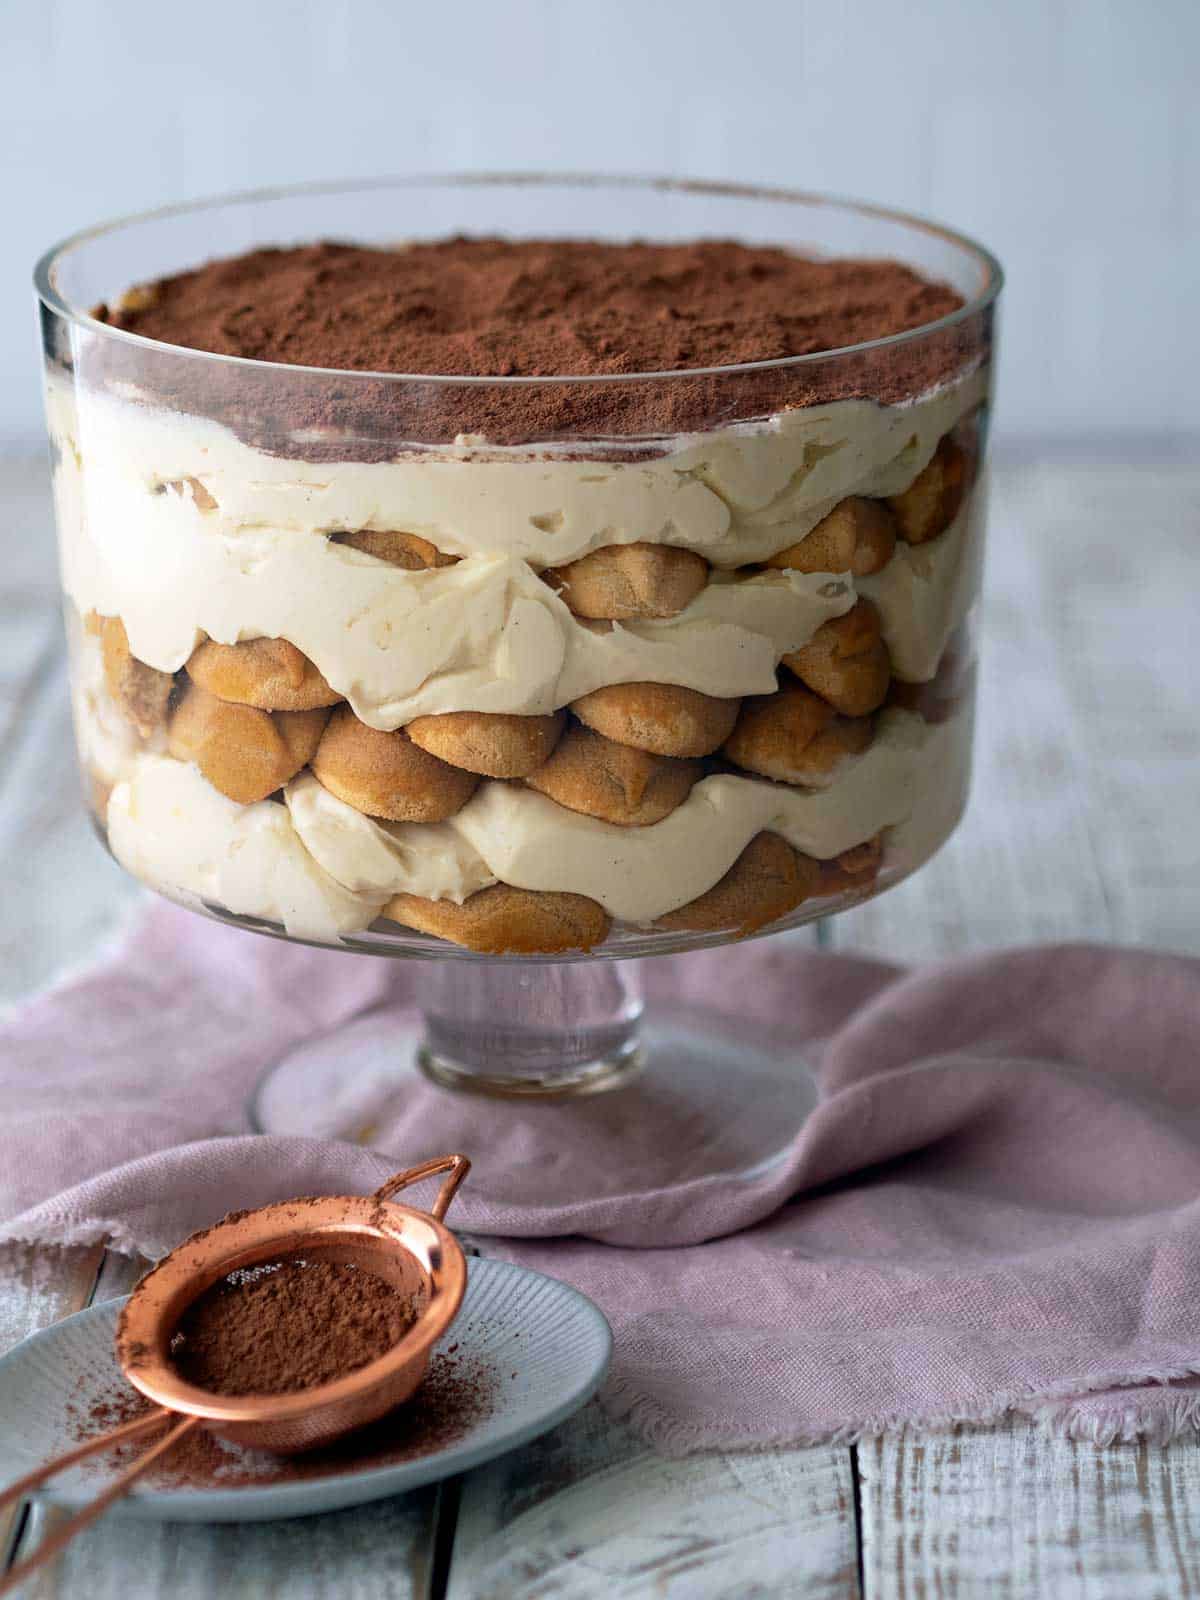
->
[3,899,1200,1453]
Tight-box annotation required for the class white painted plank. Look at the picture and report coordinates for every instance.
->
[0,1243,105,1567]
[0,656,140,1012]
[14,1492,445,1600]
[1022,463,1200,953]
[860,1418,1200,1599]
[0,456,60,602]
[88,1252,144,1306]
[0,1244,102,1357]
[0,456,139,1009]
[447,1400,859,1599]
[0,462,139,1005]
[0,605,56,765]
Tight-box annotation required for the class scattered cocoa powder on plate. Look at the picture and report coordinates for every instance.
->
[69,1350,497,1489]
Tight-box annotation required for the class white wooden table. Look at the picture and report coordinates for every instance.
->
[2,453,1199,1597]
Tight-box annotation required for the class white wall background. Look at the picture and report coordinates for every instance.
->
[4,0,1198,450]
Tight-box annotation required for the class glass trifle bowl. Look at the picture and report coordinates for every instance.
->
[36,175,1000,1109]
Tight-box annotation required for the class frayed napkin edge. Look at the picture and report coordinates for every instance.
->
[1032,1389,1200,1447]
[600,1364,1200,1457]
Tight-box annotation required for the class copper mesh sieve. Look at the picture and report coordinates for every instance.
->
[0,1153,470,1593]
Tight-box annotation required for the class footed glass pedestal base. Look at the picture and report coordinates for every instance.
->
[414,959,646,1099]
[249,955,820,1197]
[416,1037,643,1099]
[252,1016,815,1136]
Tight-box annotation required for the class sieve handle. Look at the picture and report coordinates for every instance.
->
[374,1153,471,1221]
[0,1411,201,1596]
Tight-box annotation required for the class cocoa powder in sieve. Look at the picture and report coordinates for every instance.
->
[169,1259,416,1396]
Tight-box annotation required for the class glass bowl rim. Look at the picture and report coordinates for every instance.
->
[34,172,1003,390]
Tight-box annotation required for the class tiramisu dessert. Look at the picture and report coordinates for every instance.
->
[47,234,990,954]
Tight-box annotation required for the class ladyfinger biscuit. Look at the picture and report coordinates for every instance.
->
[887,436,967,545]
[186,637,342,711]
[654,832,821,937]
[406,709,566,778]
[526,723,702,825]
[572,682,740,758]
[100,617,173,736]
[723,684,874,786]
[332,530,458,568]
[545,542,709,620]
[312,705,478,822]
[168,684,328,804]
[384,883,610,954]
[782,599,891,717]
[764,497,896,577]
[818,834,885,896]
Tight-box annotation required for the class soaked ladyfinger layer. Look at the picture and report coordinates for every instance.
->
[90,688,969,950]
[887,436,968,545]
[330,529,458,569]
[87,669,971,946]
[72,480,982,761]
[818,835,885,898]
[70,617,159,794]
[99,617,173,737]
[763,497,897,578]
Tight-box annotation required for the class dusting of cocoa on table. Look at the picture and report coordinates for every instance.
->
[69,1350,496,1488]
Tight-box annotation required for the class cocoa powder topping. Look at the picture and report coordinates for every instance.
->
[86,237,985,450]
[103,238,963,379]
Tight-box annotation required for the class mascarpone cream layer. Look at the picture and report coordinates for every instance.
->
[50,367,985,566]
[102,708,969,940]
[858,485,984,681]
[50,368,985,727]
[107,756,385,941]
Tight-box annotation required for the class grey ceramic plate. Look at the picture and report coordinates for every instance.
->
[0,1258,611,1522]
